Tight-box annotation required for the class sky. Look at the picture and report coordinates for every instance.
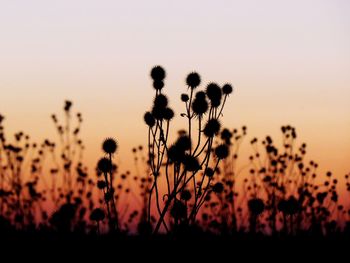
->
[0,0,349,193]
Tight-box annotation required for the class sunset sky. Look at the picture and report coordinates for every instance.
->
[0,0,349,193]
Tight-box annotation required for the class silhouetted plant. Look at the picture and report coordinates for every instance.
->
[49,101,94,233]
[96,138,119,232]
[129,145,154,235]
[90,208,105,234]
[200,126,247,234]
[144,66,233,234]
[204,125,342,236]
[0,115,49,229]
[0,77,347,241]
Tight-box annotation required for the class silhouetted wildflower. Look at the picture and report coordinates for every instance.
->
[186,72,201,89]
[204,119,221,137]
[163,108,175,121]
[205,167,215,178]
[181,93,189,102]
[168,144,185,163]
[97,157,111,173]
[144,112,155,127]
[151,105,164,120]
[153,80,164,90]
[215,144,229,159]
[206,83,222,107]
[153,94,168,108]
[221,128,232,142]
[182,155,200,171]
[192,91,208,116]
[102,138,118,154]
[150,65,166,81]
[176,135,191,151]
[222,83,233,95]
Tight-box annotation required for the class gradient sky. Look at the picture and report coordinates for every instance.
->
[0,0,349,191]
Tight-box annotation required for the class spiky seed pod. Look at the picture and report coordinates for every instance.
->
[153,80,164,90]
[205,167,214,178]
[163,107,175,121]
[203,119,221,137]
[221,128,232,141]
[215,144,229,159]
[186,72,201,89]
[181,93,189,102]
[192,91,208,116]
[102,138,118,154]
[144,112,155,127]
[150,65,166,81]
[222,83,233,95]
[175,135,191,152]
[195,91,206,100]
[151,105,164,120]
[97,157,112,173]
[182,154,200,172]
[206,83,222,108]
[153,94,168,108]
[167,144,185,163]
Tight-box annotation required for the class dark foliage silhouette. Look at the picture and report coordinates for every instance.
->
[0,67,349,245]
[144,66,232,234]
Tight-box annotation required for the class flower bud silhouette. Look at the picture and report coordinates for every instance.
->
[215,144,229,159]
[175,135,191,151]
[153,94,168,108]
[150,65,166,81]
[205,167,214,178]
[151,105,164,120]
[167,144,185,163]
[153,80,164,90]
[181,93,189,102]
[144,112,155,127]
[221,128,232,142]
[204,119,221,137]
[186,72,201,89]
[182,154,200,172]
[97,157,111,173]
[222,83,233,95]
[192,91,208,116]
[102,138,118,154]
[163,108,175,121]
[206,83,222,108]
